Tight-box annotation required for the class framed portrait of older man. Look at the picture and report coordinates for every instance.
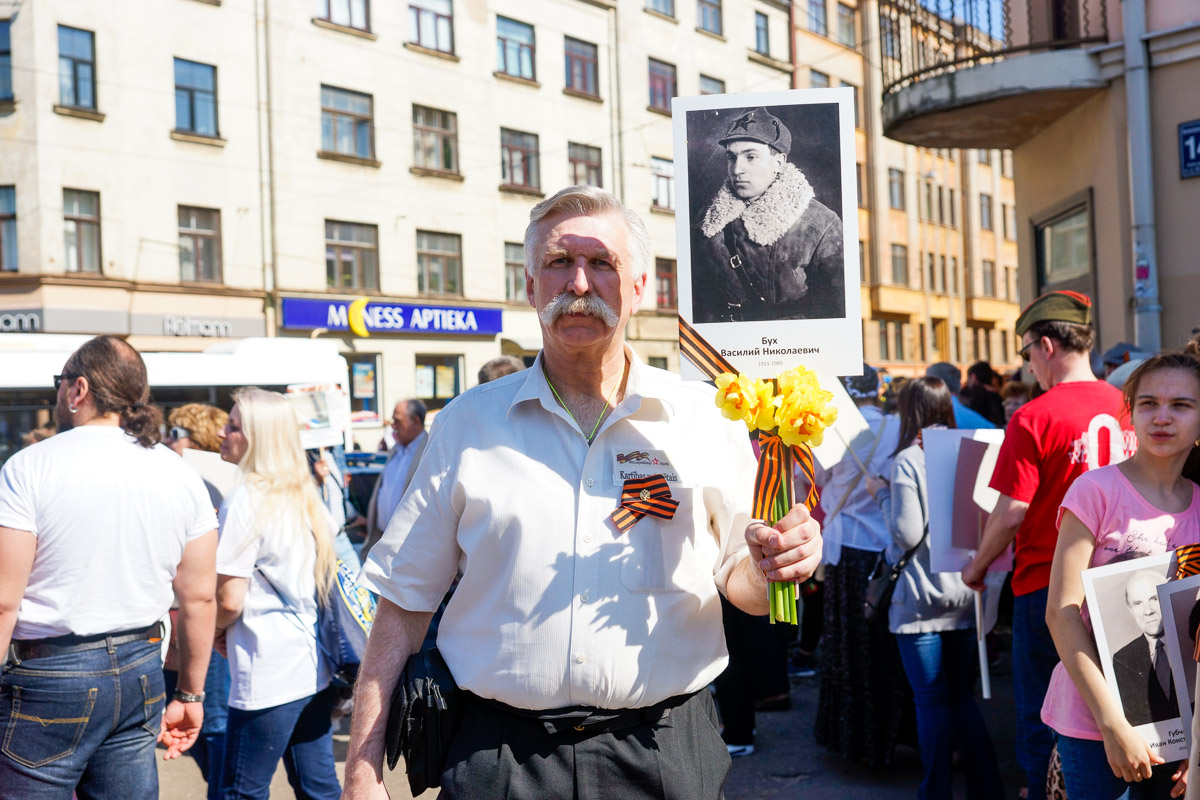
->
[1082,552,1189,760]
[673,88,862,380]
[1157,572,1200,748]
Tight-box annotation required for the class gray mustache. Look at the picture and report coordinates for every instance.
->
[539,293,619,328]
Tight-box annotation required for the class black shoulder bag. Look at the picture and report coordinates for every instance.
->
[863,524,928,624]
[385,646,463,796]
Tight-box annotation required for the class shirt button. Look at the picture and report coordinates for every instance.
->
[580,592,590,603]
[575,654,586,664]
[583,534,592,544]
[585,478,595,487]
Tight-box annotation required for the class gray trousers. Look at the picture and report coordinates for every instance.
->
[439,690,730,800]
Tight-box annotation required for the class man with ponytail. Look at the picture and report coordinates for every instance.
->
[0,335,219,798]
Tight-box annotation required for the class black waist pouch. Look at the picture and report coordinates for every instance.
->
[385,646,463,796]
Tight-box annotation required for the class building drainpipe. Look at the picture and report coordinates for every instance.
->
[255,0,279,337]
[1121,0,1162,350]
[610,3,624,203]
[789,1,799,90]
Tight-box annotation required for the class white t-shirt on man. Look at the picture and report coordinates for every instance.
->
[0,425,218,640]
[216,484,333,710]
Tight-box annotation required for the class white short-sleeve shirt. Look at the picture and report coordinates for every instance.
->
[216,485,332,711]
[0,426,217,640]
[360,348,758,711]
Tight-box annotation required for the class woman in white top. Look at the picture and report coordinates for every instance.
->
[214,387,341,800]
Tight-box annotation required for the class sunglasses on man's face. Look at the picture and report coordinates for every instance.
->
[53,374,75,391]
[1018,341,1036,362]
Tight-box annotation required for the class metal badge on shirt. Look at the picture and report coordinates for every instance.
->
[613,449,680,485]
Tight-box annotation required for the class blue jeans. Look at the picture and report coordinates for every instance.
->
[1055,733,1176,799]
[0,638,164,799]
[220,686,340,800]
[895,629,1005,800]
[1013,587,1059,800]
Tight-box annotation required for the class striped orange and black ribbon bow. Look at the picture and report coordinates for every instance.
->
[610,474,679,534]
[680,318,821,515]
[1175,544,1200,580]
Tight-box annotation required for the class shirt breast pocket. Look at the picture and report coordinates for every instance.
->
[618,486,709,594]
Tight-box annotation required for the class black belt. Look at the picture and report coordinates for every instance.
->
[7,622,164,665]
[473,690,695,736]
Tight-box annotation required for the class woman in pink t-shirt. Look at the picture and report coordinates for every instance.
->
[1045,344,1200,799]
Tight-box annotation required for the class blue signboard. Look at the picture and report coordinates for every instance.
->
[280,297,503,337]
[1181,120,1200,180]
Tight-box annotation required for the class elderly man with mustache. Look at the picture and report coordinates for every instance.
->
[341,185,823,800]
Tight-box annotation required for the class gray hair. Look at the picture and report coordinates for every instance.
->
[395,398,427,425]
[523,185,651,280]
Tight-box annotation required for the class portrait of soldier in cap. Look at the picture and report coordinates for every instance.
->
[690,106,845,324]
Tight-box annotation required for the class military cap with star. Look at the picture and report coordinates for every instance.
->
[718,108,792,155]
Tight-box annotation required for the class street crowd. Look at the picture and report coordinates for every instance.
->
[2,185,1200,800]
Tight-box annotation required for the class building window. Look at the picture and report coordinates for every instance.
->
[505,242,526,303]
[948,188,957,227]
[922,182,933,221]
[807,0,827,36]
[894,322,905,361]
[325,220,378,290]
[648,356,669,370]
[174,59,217,137]
[840,80,860,127]
[1001,150,1014,178]
[651,157,674,210]
[346,353,382,425]
[859,240,869,283]
[178,206,221,282]
[881,16,896,57]
[321,85,374,160]
[1003,266,1013,299]
[568,143,602,187]
[890,244,908,285]
[0,186,14,271]
[648,58,676,112]
[417,231,462,296]
[496,16,535,81]
[977,149,990,165]
[837,3,856,47]
[937,186,945,224]
[500,128,540,191]
[412,105,458,173]
[1003,204,1017,240]
[409,0,454,54]
[656,257,677,310]
[63,189,101,273]
[925,252,935,290]
[415,354,462,410]
[878,320,889,360]
[888,168,905,210]
[646,0,675,16]
[980,193,993,231]
[564,37,598,97]
[950,256,959,293]
[855,163,864,207]
[809,69,829,89]
[1037,206,1091,285]
[699,75,725,95]
[754,12,769,54]
[698,0,722,35]
[981,259,996,297]
[0,21,11,102]
[316,0,369,31]
[58,26,96,110]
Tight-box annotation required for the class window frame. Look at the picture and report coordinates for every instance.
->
[836,3,856,47]
[414,354,463,411]
[173,58,218,138]
[500,128,541,191]
[0,20,12,102]
[889,243,908,285]
[0,185,15,272]
[57,25,97,110]
[807,0,827,36]
[315,0,371,32]
[412,104,459,174]
[409,0,455,54]
[648,58,676,112]
[980,193,993,231]
[646,0,675,16]
[325,219,379,291]
[568,142,603,188]
[320,85,375,161]
[888,168,905,211]
[564,36,599,98]
[496,16,536,81]
[699,74,725,95]
[651,157,674,210]
[416,229,463,297]
[754,11,769,55]
[698,0,722,35]
[655,257,677,310]
[981,259,996,297]
[809,69,830,89]
[504,242,527,304]
[177,205,223,283]
[63,188,102,274]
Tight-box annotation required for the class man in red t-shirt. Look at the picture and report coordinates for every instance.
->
[962,291,1134,800]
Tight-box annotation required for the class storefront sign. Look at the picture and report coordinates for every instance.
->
[280,297,503,337]
[0,311,42,332]
[1181,120,1200,179]
[163,315,234,337]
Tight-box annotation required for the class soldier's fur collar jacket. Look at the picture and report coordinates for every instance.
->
[699,162,815,247]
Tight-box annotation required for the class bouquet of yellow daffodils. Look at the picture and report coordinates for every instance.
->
[715,365,838,624]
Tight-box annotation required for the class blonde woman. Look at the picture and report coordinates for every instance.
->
[214,388,341,800]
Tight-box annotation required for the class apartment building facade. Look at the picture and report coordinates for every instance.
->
[0,0,793,437]
[792,0,1022,376]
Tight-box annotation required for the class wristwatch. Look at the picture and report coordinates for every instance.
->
[173,689,206,704]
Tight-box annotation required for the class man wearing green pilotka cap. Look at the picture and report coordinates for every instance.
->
[961,290,1136,800]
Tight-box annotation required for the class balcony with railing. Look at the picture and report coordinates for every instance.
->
[878,0,1111,148]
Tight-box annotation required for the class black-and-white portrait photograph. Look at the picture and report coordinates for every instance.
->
[1157,572,1200,739]
[673,89,862,381]
[1083,552,1189,759]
